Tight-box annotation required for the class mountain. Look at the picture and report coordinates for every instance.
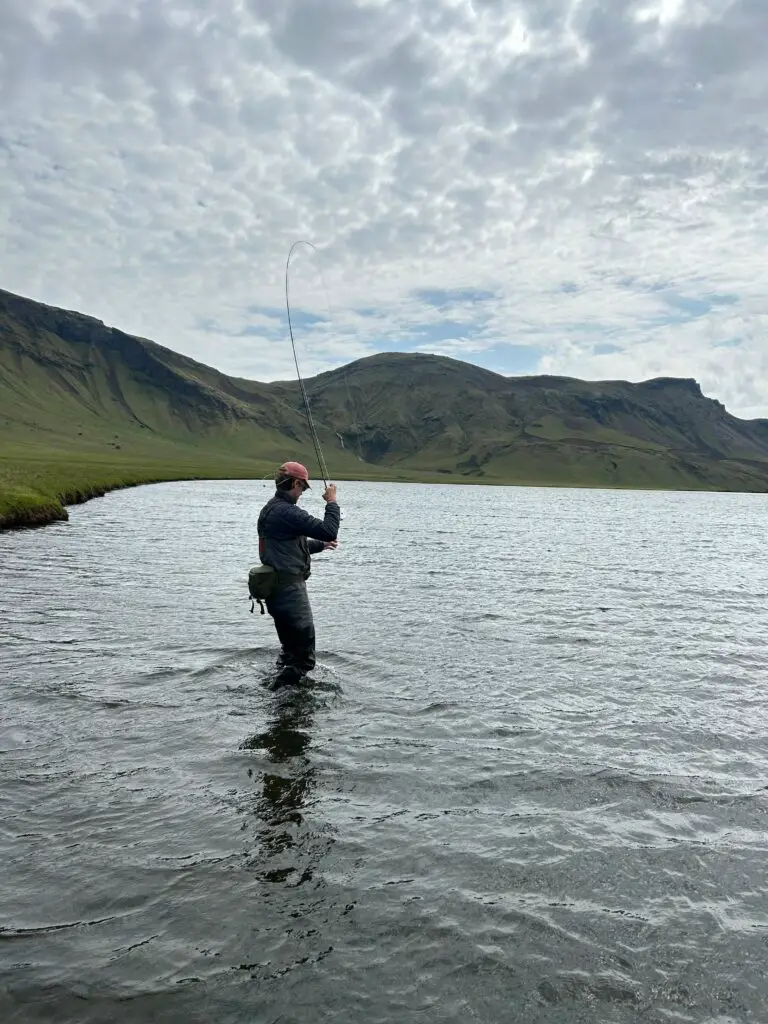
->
[304,352,768,489]
[2,286,768,528]
[0,286,339,464]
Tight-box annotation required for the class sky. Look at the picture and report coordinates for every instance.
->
[2,0,767,418]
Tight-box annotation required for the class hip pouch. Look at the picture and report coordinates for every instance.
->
[248,564,277,613]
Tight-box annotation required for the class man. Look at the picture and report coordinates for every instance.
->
[257,461,341,689]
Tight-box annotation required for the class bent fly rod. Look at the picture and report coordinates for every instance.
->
[284,240,331,490]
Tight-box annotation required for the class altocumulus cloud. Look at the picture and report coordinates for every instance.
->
[2,0,768,415]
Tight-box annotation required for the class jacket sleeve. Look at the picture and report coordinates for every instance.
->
[307,539,324,554]
[285,501,341,542]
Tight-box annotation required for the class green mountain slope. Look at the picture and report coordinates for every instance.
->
[1,287,339,463]
[2,286,768,528]
[303,351,768,490]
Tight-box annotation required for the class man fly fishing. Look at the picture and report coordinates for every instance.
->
[255,461,341,689]
[248,240,343,688]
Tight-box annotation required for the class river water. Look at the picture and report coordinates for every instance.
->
[1,480,767,1023]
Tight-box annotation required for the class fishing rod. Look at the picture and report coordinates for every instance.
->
[284,240,331,490]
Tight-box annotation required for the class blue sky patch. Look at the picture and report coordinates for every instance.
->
[407,320,469,343]
[661,291,738,317]
[412,287,495,309]
[480,344,543,375]
[415,341,544,376]
[285,309,327,330]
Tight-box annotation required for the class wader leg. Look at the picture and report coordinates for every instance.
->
[266,582,316,686]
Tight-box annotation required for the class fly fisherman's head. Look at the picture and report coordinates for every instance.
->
[275,461,311,503]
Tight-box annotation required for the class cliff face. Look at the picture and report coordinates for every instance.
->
[2,287,768,499]
[300,352,768,485]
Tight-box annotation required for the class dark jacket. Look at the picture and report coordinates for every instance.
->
[258,490,341,578]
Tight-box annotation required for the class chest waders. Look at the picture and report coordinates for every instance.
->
[265,581,316,685]
[251,503,316,686]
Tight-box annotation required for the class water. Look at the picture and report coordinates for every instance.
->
[1,480,768,1023]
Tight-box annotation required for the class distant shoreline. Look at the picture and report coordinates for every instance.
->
[3,461,756,534]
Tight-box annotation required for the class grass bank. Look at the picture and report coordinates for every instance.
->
[0,442,568,532]
[3,438,754,533]
[0,444,281,531]
[0,443,469,532]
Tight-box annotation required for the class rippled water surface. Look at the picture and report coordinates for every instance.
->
[2,480,768,1023]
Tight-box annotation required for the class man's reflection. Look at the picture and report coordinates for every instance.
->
[239,688,318,882]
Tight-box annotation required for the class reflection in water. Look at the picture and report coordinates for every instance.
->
[239,689,320,884]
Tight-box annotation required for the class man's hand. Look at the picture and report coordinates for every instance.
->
[323,540,338,551]
[323,484,337,503]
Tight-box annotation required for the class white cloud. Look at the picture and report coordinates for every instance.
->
[1,0,768,416]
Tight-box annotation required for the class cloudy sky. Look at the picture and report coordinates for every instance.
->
[2,0,767,417]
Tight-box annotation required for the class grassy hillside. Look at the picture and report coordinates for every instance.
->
[302,351,768,490]
[0,287,368,528]
[2,286,768,529]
